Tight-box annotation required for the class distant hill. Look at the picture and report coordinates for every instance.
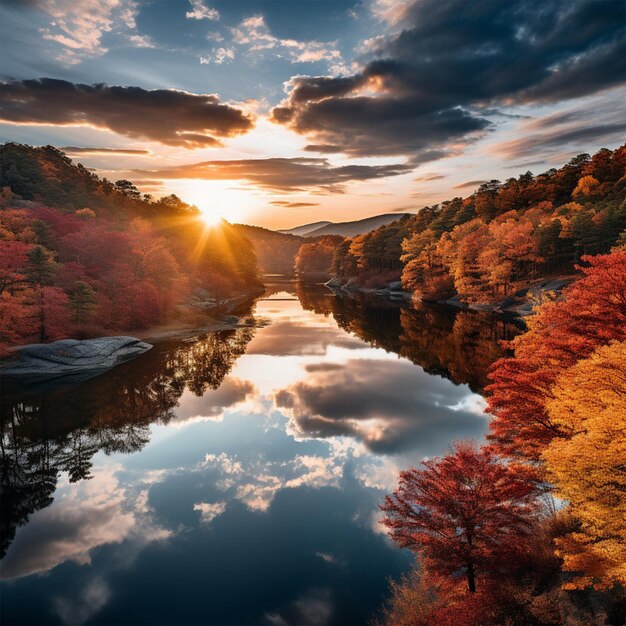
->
[286,213,411,238]
[233,224,303,275]
[279,221,332,236]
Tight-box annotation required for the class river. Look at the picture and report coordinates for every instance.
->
[0,278,522,626]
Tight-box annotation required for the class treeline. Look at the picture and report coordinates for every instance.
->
[330,146,625,302]
[1,143,196,219]
[295,235,344,277]
[378,248,626,625]
[0,144,260,352]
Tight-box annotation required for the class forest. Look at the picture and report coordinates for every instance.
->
[297,146,626,305]
[0,144,261,353]
[377,248,626,625]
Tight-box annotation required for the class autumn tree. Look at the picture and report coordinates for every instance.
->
[401,229,454,300]
[542,341,626,590]
[487,249,626,461]
[23,245,62,341]
[68,280,97,324]
[381,442,540,593]
[295,236,343,277]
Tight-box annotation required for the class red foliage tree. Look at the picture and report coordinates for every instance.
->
[380,442,540,593]
[0,240,31,295]
[486,249,626,460]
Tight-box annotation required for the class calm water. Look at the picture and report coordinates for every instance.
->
[0,279,521,626]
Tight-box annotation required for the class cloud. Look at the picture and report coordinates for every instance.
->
[503,160,547,171]
[492,122,626,160]
[186,0,219,20]
[270,201,320,208]
[131,179,164,190]
[414,173,445,182]
[193,501,227,525]
[60,146,151,155]
[0,78,255,149]
[230,15,344,71]
[199,450,344,512]
[36,0,145,64]
[0,467,169,580]
[132,157,412,192]
[275,358,488,454]
[200,47,235,65]
[54,579,111,625]
[270,0,625,160]
[172,377,256,424]
[267,587,334,626]
[453,180,488,189]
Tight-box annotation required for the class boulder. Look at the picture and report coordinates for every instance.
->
[324,276,343,289]
[1,336,152,383]
[388,281,403,291]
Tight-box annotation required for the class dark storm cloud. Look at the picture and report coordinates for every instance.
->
[270,0,625,160]
[61,146,151,155]
[132,157,412,192]
[0,78,254,148]
[275,358,487,454]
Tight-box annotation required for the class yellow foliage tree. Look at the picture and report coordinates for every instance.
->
[572,175,600,199]
[542,341,626,590]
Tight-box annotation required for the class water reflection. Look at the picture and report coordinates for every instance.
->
[0,280,521,625]
[0,327,255,559]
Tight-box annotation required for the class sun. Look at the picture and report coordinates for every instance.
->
[168,180,256,225]
[199,207,223,226]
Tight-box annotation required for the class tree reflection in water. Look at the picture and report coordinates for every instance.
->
[0,326,255,558]
[295,280,523,392]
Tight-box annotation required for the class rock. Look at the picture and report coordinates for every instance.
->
[221,315,239,325]
[388,281,403,291]
[324,276,343,289]
[191,287,211,300]
[1,336,152,383]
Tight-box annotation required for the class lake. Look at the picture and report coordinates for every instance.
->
[0,278,521,626]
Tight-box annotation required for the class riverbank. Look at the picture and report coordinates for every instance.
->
[324,275,578,317]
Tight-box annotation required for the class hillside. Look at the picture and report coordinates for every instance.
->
[0,143,196,219]
[279,221,331,236]
[330,146,626,305]
[233,224,303,274]
[0,144,261,352]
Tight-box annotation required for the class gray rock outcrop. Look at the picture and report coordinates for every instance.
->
[1,336,152,383]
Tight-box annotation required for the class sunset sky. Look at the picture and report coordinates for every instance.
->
[1,0,624,229]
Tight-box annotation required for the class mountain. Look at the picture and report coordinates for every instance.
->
[285,213,411,238]
[279,221,332,236]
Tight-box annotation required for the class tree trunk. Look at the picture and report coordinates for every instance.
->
[467,560,476,593]
[38,286,46,342]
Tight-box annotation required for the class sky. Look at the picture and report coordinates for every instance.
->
[0,0,625,229]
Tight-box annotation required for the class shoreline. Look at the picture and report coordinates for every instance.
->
[324,274,578,318]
